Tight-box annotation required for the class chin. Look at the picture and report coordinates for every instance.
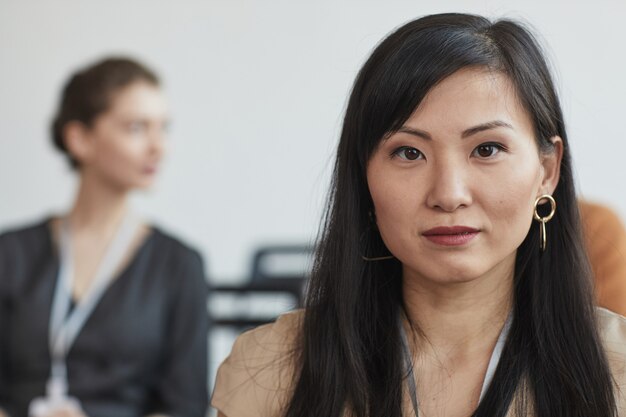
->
[109,178,154,192]
[131,174,158,188]
[427,268,482,284]
[436,273,484,285]
[404,260,490,285]
[133,181,156,191]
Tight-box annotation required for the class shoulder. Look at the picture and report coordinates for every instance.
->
[0,219,52,296]
[149,226,203,263]
[596,308,626,412]
[0,218,50,251]
[597,307,626,356]
[0,218,51,278]
[147,226,206,279]
[146,227,208,301]
[212,310,304,417]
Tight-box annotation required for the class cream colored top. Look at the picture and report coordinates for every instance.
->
[212,308,626,417]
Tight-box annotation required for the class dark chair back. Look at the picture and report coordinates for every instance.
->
[250,244,313,304]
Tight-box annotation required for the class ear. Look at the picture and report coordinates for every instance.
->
[538,136,563,196]
[63,121,94,165]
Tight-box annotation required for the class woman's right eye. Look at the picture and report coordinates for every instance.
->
[391,146,424,161]
[126,121,147,133]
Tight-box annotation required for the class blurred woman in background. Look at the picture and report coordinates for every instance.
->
[0,57,208,417]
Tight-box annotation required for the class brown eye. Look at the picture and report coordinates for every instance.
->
[473,144,502,158]
[404,148,421,160]
[393,146,423,161]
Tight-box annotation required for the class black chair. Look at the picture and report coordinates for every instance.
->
[210,244,313,330]
[250,244,312,304]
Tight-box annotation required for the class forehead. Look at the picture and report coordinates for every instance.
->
[106,81,168,118]
[405,68,533,136]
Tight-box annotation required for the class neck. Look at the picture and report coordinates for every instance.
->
[68,171,130,235]
[402,259,514,359]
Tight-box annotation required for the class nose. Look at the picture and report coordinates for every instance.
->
[425,156,472,212]
[148,125,166,158]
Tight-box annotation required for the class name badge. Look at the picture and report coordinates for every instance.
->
[28,377,83,417]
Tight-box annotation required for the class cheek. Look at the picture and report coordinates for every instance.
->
[371,184,412,217]
[373,193,417,245]
[489,190,533,231]
[481,163,541,242]
[96,135,145,169]
[368,169,422,247]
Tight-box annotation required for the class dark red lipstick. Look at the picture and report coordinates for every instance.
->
[422,226,480,246]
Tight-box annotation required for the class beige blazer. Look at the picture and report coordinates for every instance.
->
[212,308,626,417]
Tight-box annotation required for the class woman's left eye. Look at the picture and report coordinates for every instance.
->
[472,143,505,158]
[391,146,424,161]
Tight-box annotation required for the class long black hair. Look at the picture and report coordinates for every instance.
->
[285,13,616,417]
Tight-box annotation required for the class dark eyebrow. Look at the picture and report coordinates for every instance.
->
[461,120,513,138]
[396,126,432,140]
[395,120,513,141]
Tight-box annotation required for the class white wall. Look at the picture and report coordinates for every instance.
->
[1,0,625,283]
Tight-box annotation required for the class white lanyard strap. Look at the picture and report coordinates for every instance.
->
[481,314,512,398]
[400,313,512,416]
[49,213,140,380]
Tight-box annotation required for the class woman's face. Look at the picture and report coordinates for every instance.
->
[70,80,169,190]
[366,68,561,286]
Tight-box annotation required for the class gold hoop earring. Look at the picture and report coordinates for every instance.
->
[362,254,395,261]
[360,229,395,261]
[361,213,395,261]
[533,194,556,251]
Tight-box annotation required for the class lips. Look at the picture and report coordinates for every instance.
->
[422,226,480,246]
